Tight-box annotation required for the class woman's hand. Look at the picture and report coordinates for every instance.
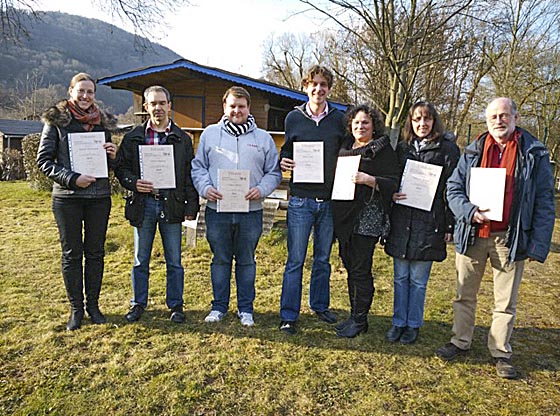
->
[76,174,96,188]
[103,143,118,160]
[392,192,407,202]
[352,172,376,188]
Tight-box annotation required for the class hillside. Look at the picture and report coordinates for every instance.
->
[0,11,182,114]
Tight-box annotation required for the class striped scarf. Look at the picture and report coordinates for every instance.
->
[222,114,255,137]
[68,100,101,132]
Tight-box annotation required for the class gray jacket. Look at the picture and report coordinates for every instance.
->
[191,118,282,211]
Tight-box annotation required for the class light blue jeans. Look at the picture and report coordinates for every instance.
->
[205,207,263,314]
[392,258,433,328]
[280,196,334,322]
[131,196,184,309]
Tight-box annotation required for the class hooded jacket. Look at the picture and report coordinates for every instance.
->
[191,117,282,211]
[37,99,118,198]
[447,128,555,263]
[115,120,200,227]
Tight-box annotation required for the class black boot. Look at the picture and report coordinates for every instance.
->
[335,317,354,332]
[66,308,84,331]
[336,314,368,338]
[85,271,106,324]
[63,272,84,331]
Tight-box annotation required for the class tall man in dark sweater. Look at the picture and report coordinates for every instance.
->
[278,65,346,334]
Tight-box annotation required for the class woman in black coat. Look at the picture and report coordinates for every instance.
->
[37,72,118,330]
[384,101,459,344]
[332,104,400,338]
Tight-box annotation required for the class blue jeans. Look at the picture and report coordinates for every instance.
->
[131,196,184,309]
[205,207,263,314]
[392,258,433,328]
[280,196,334,321]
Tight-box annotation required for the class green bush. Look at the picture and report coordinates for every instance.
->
[21,132,126,195]
[1,147,26,180]
[22,133,53,191]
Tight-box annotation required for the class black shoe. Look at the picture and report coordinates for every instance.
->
[385,325,405,343]
[400,327,419,344]
[335,318,353,331]
[495,358,518,379]
[66,309,84,331]
[336,318,368,338]
[125,305,144,322]
[436,342,469,361]
[279,320,297,335]
[315,309,337,324]
[170,306,186,323]
[86,306,106,324]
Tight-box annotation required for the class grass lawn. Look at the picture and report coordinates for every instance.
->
[1,181,559,415]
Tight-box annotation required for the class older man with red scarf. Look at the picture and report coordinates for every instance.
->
[436,97,555,379]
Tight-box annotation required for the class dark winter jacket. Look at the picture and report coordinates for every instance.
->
[37,99,118,198]
[115,120,199,227]
[385,133,460,261]
[279,103,345,199]
[447,128,554,263]
[332,136,400,243]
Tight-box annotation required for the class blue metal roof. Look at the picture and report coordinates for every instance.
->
[97,59,347,111]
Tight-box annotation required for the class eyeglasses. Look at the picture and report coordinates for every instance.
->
[76,89,95,96]
[487,113,512,123]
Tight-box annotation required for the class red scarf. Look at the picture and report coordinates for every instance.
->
[68,100,102,132]
[477,131,519,238]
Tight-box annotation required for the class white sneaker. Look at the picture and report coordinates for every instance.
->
[204,310,225,323]
[238,312,254,327]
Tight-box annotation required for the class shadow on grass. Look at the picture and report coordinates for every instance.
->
[95,308,560,375]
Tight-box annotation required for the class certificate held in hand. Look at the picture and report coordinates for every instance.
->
[217,169,250,213]
[139,145,176,189]
[68,132,108,178]
[469,167,506,221]
[396,159,442,211]
[331,155,361,200]
[293,142,324,183]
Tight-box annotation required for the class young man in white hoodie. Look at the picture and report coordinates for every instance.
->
[191,86,282,326]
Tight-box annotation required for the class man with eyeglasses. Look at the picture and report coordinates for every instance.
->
[436,97,555,379]
[115,85,199,324]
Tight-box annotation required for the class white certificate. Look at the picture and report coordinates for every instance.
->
[469,167,506,221]
[139,145,176,189]
[396,159,443,211]
[217,169,250,213]
[293,142,324,183]
[68,132,108,178]
[331,155,361,200]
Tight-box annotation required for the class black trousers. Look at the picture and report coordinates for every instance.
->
[338,233,376,320]
[52,196,111,309]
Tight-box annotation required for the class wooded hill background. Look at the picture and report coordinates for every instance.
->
[0,11,180,117]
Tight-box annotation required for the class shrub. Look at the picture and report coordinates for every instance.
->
[22,133,53,191]
[1,147,26,180]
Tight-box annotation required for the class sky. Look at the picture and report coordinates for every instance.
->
[36,0,332,78]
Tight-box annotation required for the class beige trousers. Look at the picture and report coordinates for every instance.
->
[451,232,524,358]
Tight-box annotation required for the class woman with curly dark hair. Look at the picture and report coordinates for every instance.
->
[37,72,118,330]
[384,101,460,344]
[332,104,400,337]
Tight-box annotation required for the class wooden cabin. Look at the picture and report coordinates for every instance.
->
[97,59,347,151]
